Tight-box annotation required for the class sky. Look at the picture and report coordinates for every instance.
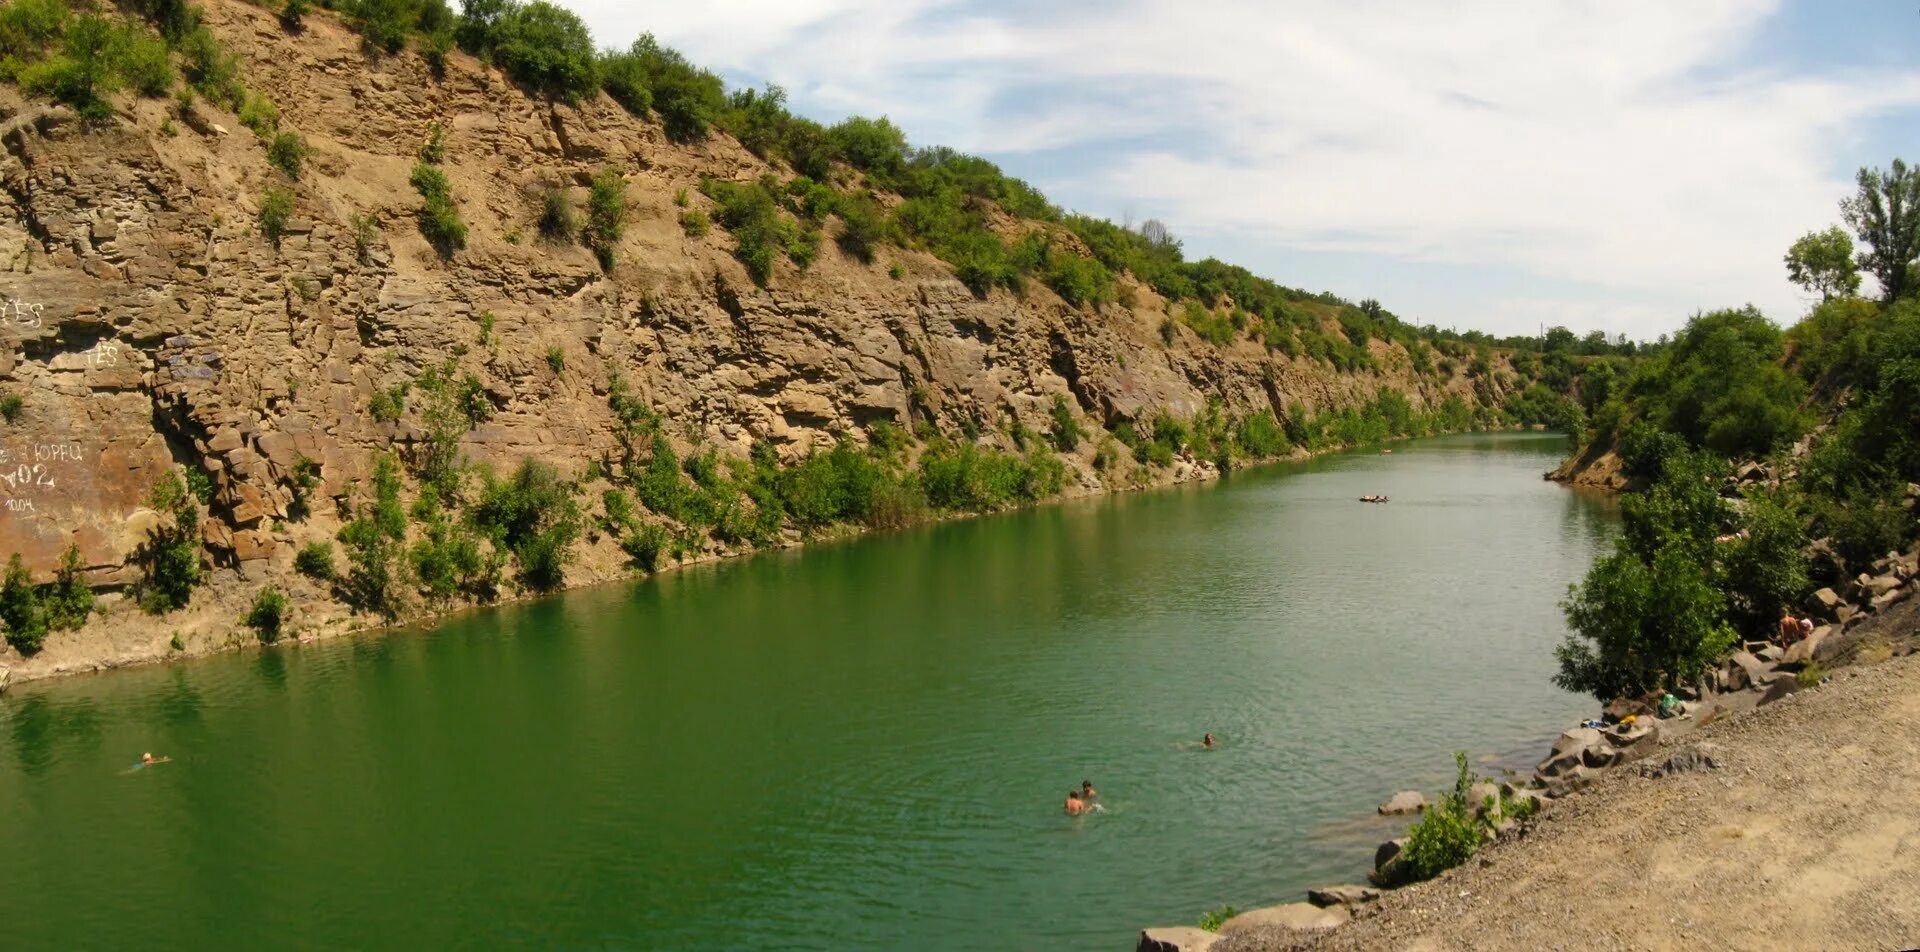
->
[568,0,1920,341]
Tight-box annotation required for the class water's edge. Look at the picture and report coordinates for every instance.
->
[3,427,1552,691]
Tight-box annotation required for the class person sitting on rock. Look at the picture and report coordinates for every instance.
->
[1064,790,1086,816]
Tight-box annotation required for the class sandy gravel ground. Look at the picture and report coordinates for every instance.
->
[1218,616,1920,952]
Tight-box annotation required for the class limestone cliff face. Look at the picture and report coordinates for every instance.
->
[0,0,1503,681]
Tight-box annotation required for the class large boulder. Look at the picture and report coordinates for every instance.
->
[1537,762,1599,798]
[1219,903,1350,934]
[1537,726,1605,777]
[1863,574,1902,598]
[1306,884,1380,908]
[1137,926,1218,952]
[1872,586,1912,613]
[1727,651,1770,692]
[1467,781,1502,817]
[1807,587,1844,620]
[1371,838,1414,888]
[1782,626,1831,666]
[1377,791,1427,815]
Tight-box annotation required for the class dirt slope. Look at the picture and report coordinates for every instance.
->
[1219,610,1920,952]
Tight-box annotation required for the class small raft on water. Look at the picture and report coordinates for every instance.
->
[1359,495,1390,504]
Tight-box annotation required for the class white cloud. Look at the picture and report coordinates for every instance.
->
[568,0,1920,337]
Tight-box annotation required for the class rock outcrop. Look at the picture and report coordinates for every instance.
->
[0,0,1506,680]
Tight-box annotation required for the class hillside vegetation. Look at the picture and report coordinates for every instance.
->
[1552,159,1920,701]
[0,0,1612,671]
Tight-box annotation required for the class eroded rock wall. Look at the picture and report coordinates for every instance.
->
[0,0,1499,677]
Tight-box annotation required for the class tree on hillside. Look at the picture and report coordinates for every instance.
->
[1784,226,1861,302]
[1840,159,1920,302]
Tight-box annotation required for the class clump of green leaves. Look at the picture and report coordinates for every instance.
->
[259,186,294,245]
[585,168,626,270]
[134,472,203,614]
[245,587,288,643]
[267,130,305,179]
[294,540,335,580]
[537,186,577,243]
[337,453,406,620]
[1197,906,1237,933]
[0,394,23,423]
[1400,753,1489,882]
[469,459,581,592]
[410,160,466,257]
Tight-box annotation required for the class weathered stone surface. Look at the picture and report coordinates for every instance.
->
[1537,726,1606,778]
[1377,790,1427,815]
[1782,626,1831,666]
[1639,743,1724,778]
[1307,884,1380,907]
[1219,902,1350,933]
[1808,587,1844,619]
[1758,674,1805,706]
[1729,651,1770,692]
[1137,926,1218,952]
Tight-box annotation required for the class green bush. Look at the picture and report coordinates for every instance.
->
[294,541,336,580]
[0,554,47,655]
[679,208,710,238]
[585,167,625,270]
[1400,753,1488,882]
[918,439,1064,512]
[411,162,467,256]
[279,0,308,31]
[337,454,406,620]
[703,176,811,284]
[1197,906,1237,933]
[42,543,95,632]
[599,34,723,142]
[537,186,576,242]
[1556,450,1739,699]
[259,186,294,245]
[267,131,305,179]
[1048,395,1083,452]
[475,0,598,102]
[135,472,203,614]
[469,458,580,591]
[245,587,288,643]
[1719,490,1810,635]
[0,0,68,62]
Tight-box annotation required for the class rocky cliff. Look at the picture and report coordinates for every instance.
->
[0,0,1506,683]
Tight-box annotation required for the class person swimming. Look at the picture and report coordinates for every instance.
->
[1081,780,1098,800]
[1202,733,1215,749]
[1065,790,1086,816]
[141,752,170,765]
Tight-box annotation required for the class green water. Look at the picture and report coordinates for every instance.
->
[0,433,1615,950]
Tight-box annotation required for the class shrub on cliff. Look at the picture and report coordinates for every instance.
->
[337,456,406,620]
[410,161,466,256]
[294,541,336,580]
[470,459,580,592]
[134,472,204,615]
[469,0,598,103]
[267,131,305,179]
[536,186,576,242]
[43,543,94,632]
[1049,396,1083,452]
[0,554,48,655]
[918,439,1064,512]
[258,186,294,244]
[244,587,288,643]
[585,168,625,270]
[599,34,723,142]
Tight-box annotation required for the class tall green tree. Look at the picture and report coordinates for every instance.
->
[1783,226,1861,302]
[1840,159,1920,302]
